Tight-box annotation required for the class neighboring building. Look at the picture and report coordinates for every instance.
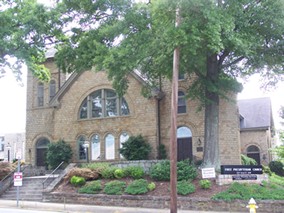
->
[0,133,25,162]
[238,97,275,165]
[25,56,242,167]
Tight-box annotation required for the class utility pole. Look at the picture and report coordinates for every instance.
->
[170,6,181,213]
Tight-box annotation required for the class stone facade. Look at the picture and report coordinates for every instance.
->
[25,58,242,166]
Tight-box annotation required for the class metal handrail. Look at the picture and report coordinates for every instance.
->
[42,161,64,190]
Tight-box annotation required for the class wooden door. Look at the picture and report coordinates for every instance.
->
[36,148,47,167]
[177,138,192,161]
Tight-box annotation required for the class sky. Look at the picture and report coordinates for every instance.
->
[0,68,283,135]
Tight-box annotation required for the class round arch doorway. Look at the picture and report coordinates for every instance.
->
[36,138,50,167]
[177,126,193,161]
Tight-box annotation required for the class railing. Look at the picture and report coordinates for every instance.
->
[0,163,25,195]
[42,161,64,190]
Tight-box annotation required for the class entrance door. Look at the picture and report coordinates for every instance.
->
[177,126,193,161]
[177,138,193,161]
[247,145,261,165]
[36,138,50,167]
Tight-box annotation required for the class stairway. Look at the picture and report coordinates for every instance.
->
[0,176,56,201]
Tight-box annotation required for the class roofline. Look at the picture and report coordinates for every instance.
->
[240,126,270,132]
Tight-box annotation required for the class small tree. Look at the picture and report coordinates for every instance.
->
[119,135,151,160]
[46,140,73,169]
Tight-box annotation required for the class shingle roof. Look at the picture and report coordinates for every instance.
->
[238,97,274,130]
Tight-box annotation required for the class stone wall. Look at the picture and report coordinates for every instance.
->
[42,192,284,213]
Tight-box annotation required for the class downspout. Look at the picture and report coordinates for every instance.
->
[157,76,162,159]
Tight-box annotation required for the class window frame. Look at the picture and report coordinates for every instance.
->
[37,82,44,107]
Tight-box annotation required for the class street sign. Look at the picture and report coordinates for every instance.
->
[14,172,23,186]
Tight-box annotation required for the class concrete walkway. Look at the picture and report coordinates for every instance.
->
[0,200,244,213]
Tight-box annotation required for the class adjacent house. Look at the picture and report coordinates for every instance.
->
[0,133,25,162]
[238,97,275,165]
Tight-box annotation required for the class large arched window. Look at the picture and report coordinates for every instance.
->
[119,132,129,159]
[91,134,100,160]
[49,80,56,101]
[79,89,130,119]
[178,91,186,114]
[105,134,115,160]
[77,135,87,160]
[177,126,192,161]
[37,82,44,107]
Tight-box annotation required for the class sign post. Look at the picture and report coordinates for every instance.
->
[15,151,22,207]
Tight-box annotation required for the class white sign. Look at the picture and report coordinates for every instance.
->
[14,172,23,186]
[202,168,216,179]
[16,151,21,160]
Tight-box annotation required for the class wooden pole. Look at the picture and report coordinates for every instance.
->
[170,7,180,213]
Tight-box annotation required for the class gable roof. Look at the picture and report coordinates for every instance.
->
[238,97,274,130]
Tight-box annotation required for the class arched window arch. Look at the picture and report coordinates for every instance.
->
[77,135,87,160]
[119,132,129,159]
[178,91,186,114]
[105,134,115,160]
[37,82,44,107]
[177,126,192,138]
[49,80,56,101]
[246,145,261,165]
[78,89,130,119]
[91,134,100,160]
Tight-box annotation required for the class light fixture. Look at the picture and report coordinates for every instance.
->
[197,138,202,146]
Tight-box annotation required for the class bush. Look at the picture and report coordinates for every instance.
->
[262,165,272,176]
[70,176,86,187]
[119,135,151,160]
[158,144,167,160]
[149,160,197,181]
[241,154,257,165]
[177,160,198,181]
[125,166,145,179]
[147,182,156,191]
[114,169,125,179]
[199,179,211,189]
[78,180,102,194]
[269,161,284,176]
[103,180,126,195]
[125,179,148,195]
[46,140,73,169]
[101,167,118,179]
[149,160,170,181]
[177,180,195,195]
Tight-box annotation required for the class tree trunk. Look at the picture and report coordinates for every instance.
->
[203,54,220,170]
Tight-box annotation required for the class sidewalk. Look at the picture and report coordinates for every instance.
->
[0,200,244,213]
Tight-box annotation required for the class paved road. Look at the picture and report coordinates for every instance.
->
[0,200,244,213]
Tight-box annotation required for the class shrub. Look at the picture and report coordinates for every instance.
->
[157,144,167,160]
[241,154,257,165]
[149,160,171,181]
[150,160,198,181]
[125,166,145,179]
[101,167,118,179]
[177,180,195,195]
[269,161,284,176]
[78,180,102,194]
[125,179,148,195]
[46,140,73,169]
[70,176,86,187]
[147,182,156,191]
[103,180,126,195]
[119,135,151,160]
[262,165,272,176]
[177,160,198,181]
[199,179,211,189]
[114,169,125,179]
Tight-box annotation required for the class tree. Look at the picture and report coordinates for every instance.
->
[50,0,284,169]
[0,0,63,81]
[46,140,73,169]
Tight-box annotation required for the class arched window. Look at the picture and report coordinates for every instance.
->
[247,145,261,165]
[105,134,115,160]
[37,82,44,107]
[119,132,129,159]
[178,91,186,114]
[79,89,130,119]
[177,126,193,161]
[36,137,50,166]
[177,126,192,138]
[91,134,100,160]
[49,80,56,101]
[77,135,87,160]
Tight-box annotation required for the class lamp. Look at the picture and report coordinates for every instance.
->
[197,138,202,146]
[83,141,90,163]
